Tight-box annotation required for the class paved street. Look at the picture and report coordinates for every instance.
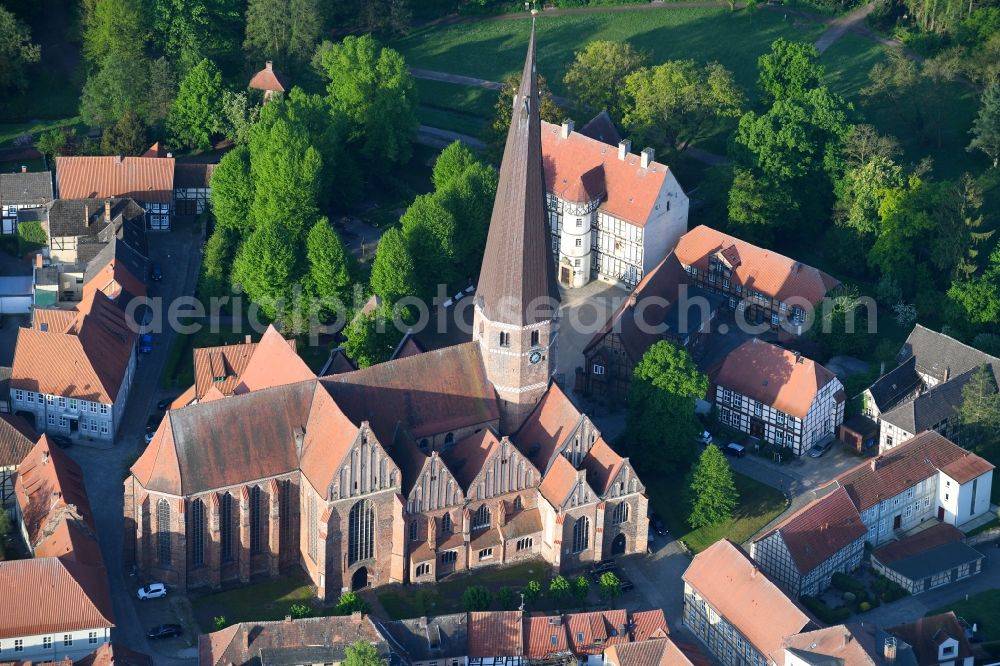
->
[64,219,204,665]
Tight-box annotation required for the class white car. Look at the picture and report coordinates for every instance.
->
[137,583,167,600]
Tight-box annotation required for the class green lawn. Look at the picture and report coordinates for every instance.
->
[644,470,788,553]
[417,106,489,138]
[415,78,500,118]
[378,559,553,619]
[0,116,84,147]
[190,574,318,632]
[929,589,1000,642]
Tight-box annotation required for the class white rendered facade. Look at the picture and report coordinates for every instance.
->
[0,627,111,663]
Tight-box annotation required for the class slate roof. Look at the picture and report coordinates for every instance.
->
[323,342,499,443]
[0,170,53,206]
[711,339,840,419]
[866,357,922,413]
[467,611,523,657]
[755,487,865,575]
[476,25,560,327]
[378,613,469,663]
[879,366,979,435]
[886,613,973,666]
[899,324,1000,385]
[174,162,216,188]
[682,540,810,665]
[55,156,174,204]
[832,431,994,511]
[46,197,146,238]
[198,615,386,666]
[0,412,35,468]
[578,111,623,147]
[873,524,983,581]
[676,226,840,305]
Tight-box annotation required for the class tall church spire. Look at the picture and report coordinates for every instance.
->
[476,21,560,326]
[474,23,561,435]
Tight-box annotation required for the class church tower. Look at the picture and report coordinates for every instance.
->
[474,23,561,435]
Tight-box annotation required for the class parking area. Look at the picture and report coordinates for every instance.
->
[131,587,200,656]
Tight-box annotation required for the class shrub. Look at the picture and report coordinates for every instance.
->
[523,580,542,608]
[463,585,491,612]
[335,591,370,615]
[831,572,865,595]
[800,596,851,624]
[496,586,518,610]
[213,616,227,630]
[859,601,872,612]
[843,591,856,603]
[873,575,908,602]
[17,220,46,255]
[289,602,311,618]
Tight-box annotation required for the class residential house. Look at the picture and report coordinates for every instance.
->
[198,614,388,666]
[468,611,524,666]
[10,287,138,442]
[249,61,290,101]
[542,120,689,288]
[604,639,698,666]
[378,613,469,666]
[0,169,53,234]
[0,413,36,510]
[885,613,974,666]
[862,325,999,451]
[125,30,649,600]
[173,162,216,216]
[675,226,840,334]
[682,539,811,666]
[871,524,984,595]
[0,435,114,663]
[780,625,882,666]
[55,155,174,230]
[581,252,724,404]
[711,339,846,455]
[829,431,993,547]
[750,486,866,598]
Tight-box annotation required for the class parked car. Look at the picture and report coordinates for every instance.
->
[808,440,834,458]
[50,434,72,449]
[157,395,179,411]
[136,583,166,600]
[147,624,182,640]
[150,263,163,281]
[724,443,746,458]
[139,333,153,353]
[618,576,635,593]
[696,430,713,446]
[649,512,668,536]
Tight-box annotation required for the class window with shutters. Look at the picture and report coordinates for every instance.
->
[348,499,375,564]
[157,499,171,567]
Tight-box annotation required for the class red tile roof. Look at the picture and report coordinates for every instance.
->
[15,435,95,550]
[193,339,258,398]
[581,437,625,495]
[538,454,583,507]
[781,626,878,666]
[541,121,674,226]
[233,325,315,394]
[523,616,570,659]
[629,610,669,642]
[441,429,502,491]
[711,339,839,419]
[514,383,583,474]
[299,385,367,495]
[0,413,35,467]
[565,610,630,656]
[468,611,523,657]
[755,487,865,574]
[872,523,965,566]
[683,540,809,665]
[833,431,993,511]
[55,156,174,203]
[605,639,695,666]
[675,225,839,305]
[249,62,290,93]
[887,613,974,666]
[939,454,995,484]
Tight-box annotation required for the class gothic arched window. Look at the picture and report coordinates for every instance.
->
[190,498,205,567]
[157,499,171,567]
[348,499,375,565]
[572,516,590,553]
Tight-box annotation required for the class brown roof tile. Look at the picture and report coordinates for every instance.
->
[833,431,993,511]
[501,507,542,540]
[193,339,257,398]
[682,540,809,665]
[16,436,95,548]
[887,613,973,666]
[476,26,560,327]
[781,625,878,666]
[629,610,669,642]
[538,454,583,507]
[939,455,994,484]
[755,486,865,574]
[298,385,365,495]
[581,437,625,495]
[565,610,629,656]
[249,62,290,93]
[468,611,523,658]
[605,639,695,666]
[675,225,839,305]
[577,111,623,147]
[441,429,501,491]
[711,339,839,419]
[233,325,315,394]
[55,156,174,204]
[523,616,570,659]
[174,163,216,188]
[513,383,583,474]
[0,413,35,467]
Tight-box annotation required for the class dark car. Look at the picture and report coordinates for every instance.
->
[150,263,163,281]
[50,434,72,449]
[649,512,668,536]
[724,443,747,458]
[157,396,179,411]
[147,624,182,640]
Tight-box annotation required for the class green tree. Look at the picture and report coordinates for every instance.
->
[572,575,590,604]
[948,247,1000,325]
[100,110,147,156]
[168,58,224,151]
[523,580,543,607]
[36,128,75,160]
[563,40,647,119]
[288,602,312,618]
[83,0,147,66]
[0,6,40,92]
[370,228,417,305]
[969,83,1000,167]
[400,194,459,295]
[249,116,323,230]
[549,575,571,606]
[344,640,386,666]
[343,305,404,368]
[231,218,300,322]
[835,155,905,236]
[727,167,796,244]
[485,73,562,163]
[80,56,150,128]
[496,587,519,610]
[0,508,11,559]
[221,90,262,145]
[432,141,480,190]
[862,50,950,147]
[756,39,824,104]
[152,0,242,70]
[335,591,370,615]
[958,363,1000,453]
[210,145,255,236]
[305,217,355,319]
[598,572,621,603]
[627,341,709,472]
[245,0,325,67]
[841,124,901,169]
[146,57,177,131]
[463,585,492,612]
[623,60,743,155]
[434,160,498,278]
[687,445,739,528]
[315,35,417,166]
[200,224,239,298]
[213,616,228,630]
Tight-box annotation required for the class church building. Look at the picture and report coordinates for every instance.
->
[123,28,649,599]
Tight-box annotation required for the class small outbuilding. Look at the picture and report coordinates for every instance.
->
[838,413,879,454]
[872,523,984,595]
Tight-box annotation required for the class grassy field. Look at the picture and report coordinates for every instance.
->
[929,589,1000,642]
[644,469,788,553]
[190,574,318,631]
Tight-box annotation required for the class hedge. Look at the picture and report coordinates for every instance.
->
[800,595,851,624]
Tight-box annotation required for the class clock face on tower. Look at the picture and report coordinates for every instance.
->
[528,350,542,365]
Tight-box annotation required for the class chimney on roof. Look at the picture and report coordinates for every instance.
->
[167,152,173,158]
[844,633,852,647]
[42,450,50,464]
[751,566,758,578]
[115,155,122,165]
[245,334,252,344]
[641,148,654,168]
[266,60,273,71]
[352,611,363,623]
[618,139,631,161]
[794,351,803,363]
[284,615,292,622]
[884,636,897,665]
[104,198,112,223]
[943,366,951,382]
[84,204,91,227]
[560,120,574,139]
[35,253,43,269]
[21,165,26,173]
